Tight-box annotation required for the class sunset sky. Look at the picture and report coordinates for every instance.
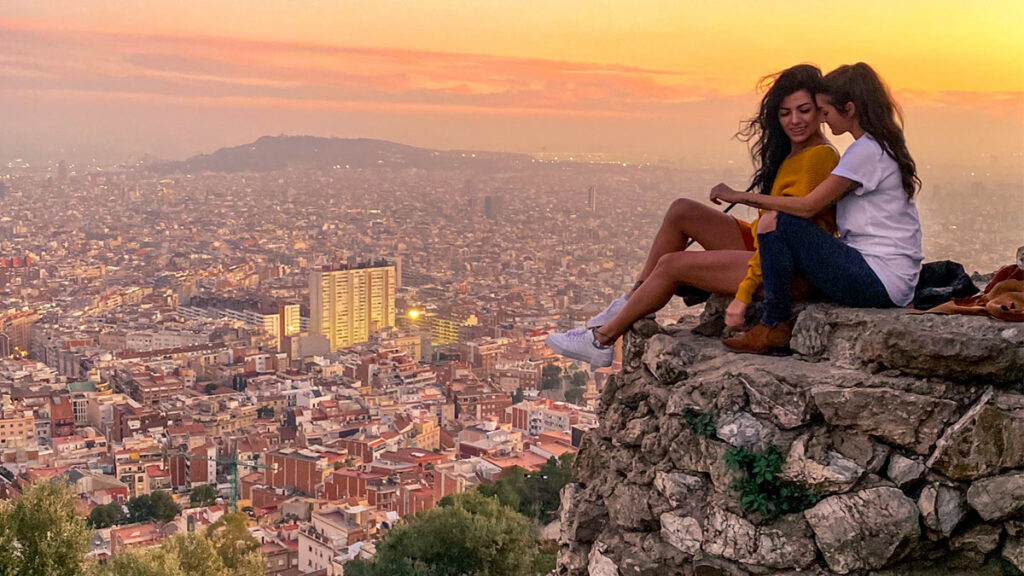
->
[2,1,1022,166]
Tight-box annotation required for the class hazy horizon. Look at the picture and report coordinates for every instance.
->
[2,2,1022,168]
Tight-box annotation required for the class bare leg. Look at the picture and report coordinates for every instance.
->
[631,199,749,294]
[598,250,753,343]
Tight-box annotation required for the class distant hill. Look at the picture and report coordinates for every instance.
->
[152,136,533,173]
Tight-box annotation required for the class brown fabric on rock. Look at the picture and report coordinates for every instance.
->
[911,264,1024,322]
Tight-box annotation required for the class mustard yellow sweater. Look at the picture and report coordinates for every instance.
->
[734,144,840,304]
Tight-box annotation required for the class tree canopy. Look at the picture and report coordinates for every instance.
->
[91,530,263,576]
[126,491,179,524]
[0,479,90,576]
[206,512,261,571]
[569,371,588,388]
[88,502,127,529]
[564,386,584,405]
[345,491,538,576]
[189,484,218,508]
[539,364,562,390]
[477,453,574,523]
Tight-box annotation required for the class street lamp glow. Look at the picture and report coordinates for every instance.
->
[408,309,421,319]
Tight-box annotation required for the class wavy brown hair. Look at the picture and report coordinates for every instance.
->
[737,64,825,195]
[821,62,921,198]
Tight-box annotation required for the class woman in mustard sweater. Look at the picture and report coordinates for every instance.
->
[547,64,839,367]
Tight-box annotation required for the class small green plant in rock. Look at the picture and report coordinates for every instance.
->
[723,445,819,522]
[683,408,717,439]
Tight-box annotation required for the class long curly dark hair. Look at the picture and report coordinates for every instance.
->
[822,63,921,198]
[738,64,825,195]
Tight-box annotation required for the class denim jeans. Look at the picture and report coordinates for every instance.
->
[758,212,894,326]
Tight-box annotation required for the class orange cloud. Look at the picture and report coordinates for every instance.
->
[0,19,717,119]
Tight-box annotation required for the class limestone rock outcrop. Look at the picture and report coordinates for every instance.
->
[557,300,1024,576]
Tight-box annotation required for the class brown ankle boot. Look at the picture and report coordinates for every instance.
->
[722,322,792,355]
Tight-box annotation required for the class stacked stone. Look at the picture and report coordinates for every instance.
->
[558,299,1024,576]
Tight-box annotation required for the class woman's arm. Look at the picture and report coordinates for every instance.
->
[710,174,857,218]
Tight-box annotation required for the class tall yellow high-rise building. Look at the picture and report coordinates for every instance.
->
[309,259,396,350]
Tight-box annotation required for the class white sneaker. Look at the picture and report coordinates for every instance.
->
[587,294,627,328]
[546,328,614,368]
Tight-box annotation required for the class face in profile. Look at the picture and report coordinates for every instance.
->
[815,94,852,136]
[778,90,821,145]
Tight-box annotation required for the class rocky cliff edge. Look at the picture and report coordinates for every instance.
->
[557,298,1024,576]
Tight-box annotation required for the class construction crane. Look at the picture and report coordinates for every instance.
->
[166,439,279,513]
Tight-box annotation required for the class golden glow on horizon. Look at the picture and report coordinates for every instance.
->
[1,1,1021,162]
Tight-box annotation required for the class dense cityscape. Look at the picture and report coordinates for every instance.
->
[0,135,1021,575]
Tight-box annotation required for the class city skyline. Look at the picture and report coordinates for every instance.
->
[2,2,1022,165]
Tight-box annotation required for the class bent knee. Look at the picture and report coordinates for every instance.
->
[665,198,700,222]
[653,251,689,275]
[757,211,778,234]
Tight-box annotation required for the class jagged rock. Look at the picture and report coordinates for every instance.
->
[886,453,927,487]
[654,471,708,512]
[927,388,1024,480]
[788,306,1024,383]
[611,374,654,410]
[804,487,920,574]
[643,333,694,384]
[665,359,753,417]
[965,471,1024,521]
[854,313,1024,385]
[559,483,581,544]
[660,511,703,555]
[779,434,863,494]
[739,370,814,430]
[558,483,608,545]
[949,523,1002,555]
[623,319,663,373]
[831,432,891,474]
[790,304,832,357]
[811,386,957,454]
[573,434,618,498]
[601,532,689,575]
[716,411,772,451]
[1004,529,1024,573]
[919,483,967,538]
[644,384,671,414]
[667,427,737,495]
[1006,520,1023,537]
[615,415,654,446]
[557,547,589,576]
[638,532,694,575]
[666,384,717,416]
[701,507,817,569]
[588,545,620,576]
[693,294,730,337]
[639,415,683,464]
[606,483,657,531]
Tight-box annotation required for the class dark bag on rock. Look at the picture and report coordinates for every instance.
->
[913,260,979,309]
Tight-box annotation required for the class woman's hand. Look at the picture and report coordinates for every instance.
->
[710,183,741,206]
[725,298,748,330]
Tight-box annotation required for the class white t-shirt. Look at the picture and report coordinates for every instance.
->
[832,134,923,306]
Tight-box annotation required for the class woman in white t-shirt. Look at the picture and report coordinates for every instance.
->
[709,62,923,354]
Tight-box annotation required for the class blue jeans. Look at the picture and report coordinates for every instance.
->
[758,213,894,326]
